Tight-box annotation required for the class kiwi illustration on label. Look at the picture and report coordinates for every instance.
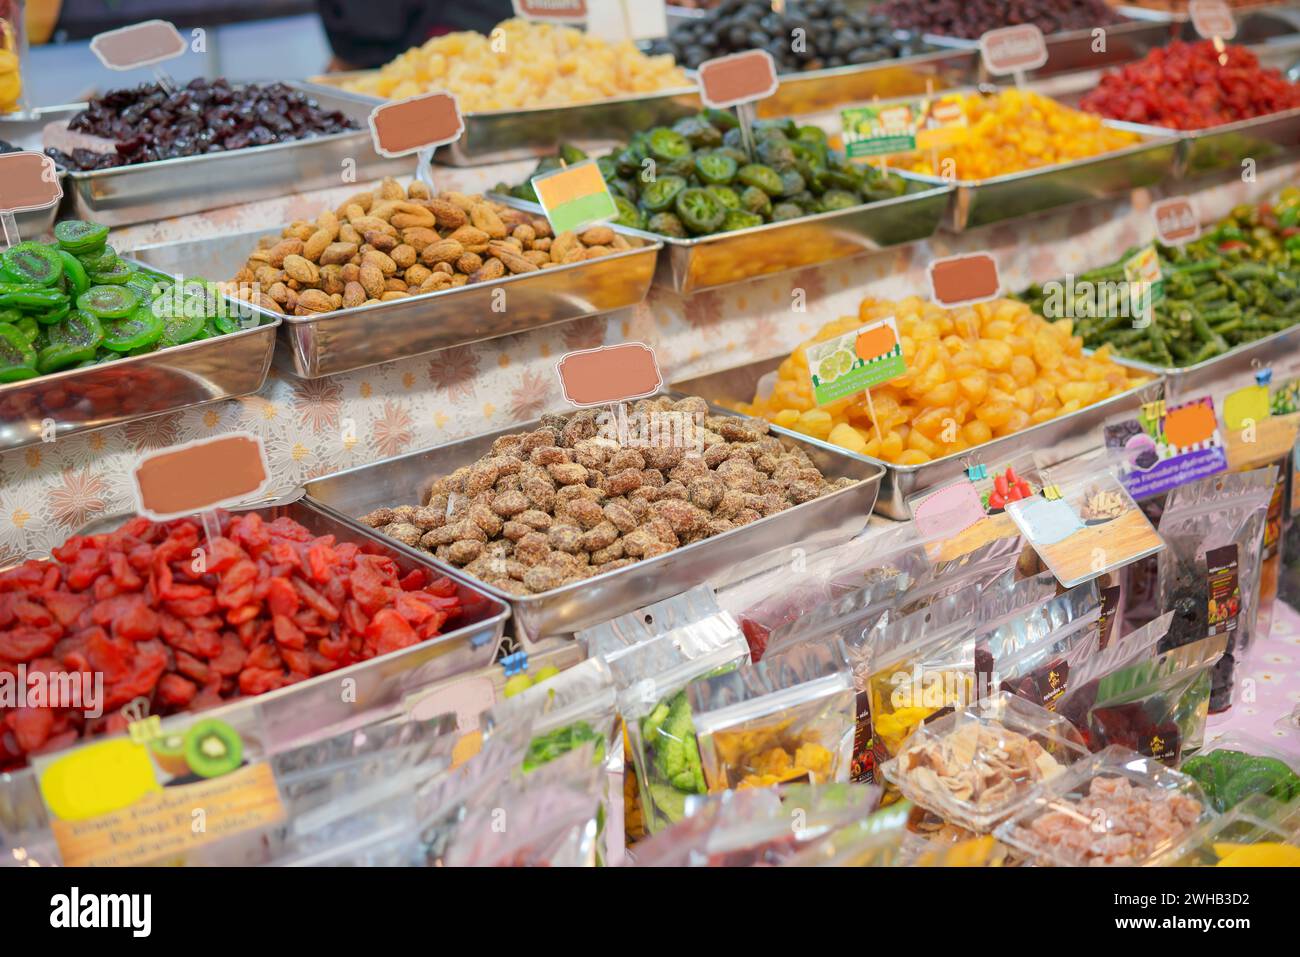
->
[148,732,190,777]
[183,719,244,778]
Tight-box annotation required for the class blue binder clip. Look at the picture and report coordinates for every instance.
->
[500,651,529,677]
[1257,368,1273,387]
[966,463,987,481]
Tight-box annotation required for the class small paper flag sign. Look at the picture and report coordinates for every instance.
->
[131,433,270,522]
[966,463,988,481]
[1190,0,1236,40]
[512,0,588,21]
[586,0,668,42]
[1153,198,1201,246]
[841,101,919,159]
[367,91,464,158]
[696,49,779,110]
[928,252,1001,308]
[1223,384,1271,431]
[556,342,663,407]
[979,24,1048,76]
[806,316,906,406]
[1042,484,1063,501]
[90,20,187,71]
[0,152,63,213]
[531,159,619,236]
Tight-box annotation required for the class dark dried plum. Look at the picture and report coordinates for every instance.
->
[877,0,1119,40]
[47,79,359,172]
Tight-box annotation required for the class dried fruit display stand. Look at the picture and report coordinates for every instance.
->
[3,9,1300,871]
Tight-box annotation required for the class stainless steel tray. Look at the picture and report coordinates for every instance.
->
[0,495,510,846]
[0,264,279,453]
[1106,321,1300,400]
[127,227,662,379]
[302,75,704,166]
[899,118,1181,232]
[56,84,409,227]
[302,404,884,641]
[494,188,952,294]
[671,355,1159,520]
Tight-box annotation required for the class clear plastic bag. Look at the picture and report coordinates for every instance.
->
[1157,467,1276,712]
[880,692,1090,833]
[1054,611,1172,735]
[780,801,912,867]
[628,782,879,867]
[1156,793,1300,866]
[1179,730,1300,814]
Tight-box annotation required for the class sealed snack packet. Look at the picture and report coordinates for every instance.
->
[688,641,856,792]
[781,801,914,867]
[579,585,723,660]
[628,782,878,867]
[1158,793,1300,867]
[612,615,750,833]
[1054,611,1172,733]
[1158,467,1276,712]
[901,806,1029,867]
[444,744,606,867]
[1180,731,1300,814]
[880,693,1090,834]
[1085,634,1226,763]
[994,747,1213,866]
[976,581,1102,708]
[977,569,1063,629]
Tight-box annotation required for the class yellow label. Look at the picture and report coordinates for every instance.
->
[1223,383,1270,432]
[49,763,284,867]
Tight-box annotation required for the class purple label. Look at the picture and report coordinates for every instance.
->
[1104,396,1227,500]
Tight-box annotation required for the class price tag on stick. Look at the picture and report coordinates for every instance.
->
[979,24,1048,87]
[697,50,779,161]
[368,91,465,190]
[1190,0,1237,41]
[928,252,1002,309]
[1153,197,1201,246]
[512,0,588,22]
[556,342,663,407]
[586,0,667,42]
[90,20,187,92]
[531,159,619,236]
[0,151,62,248]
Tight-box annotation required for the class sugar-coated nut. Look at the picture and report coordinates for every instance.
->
[591,540,625,563]
[786,480,822,504]
[566,498,605,530]
[384,522,424,547]
[715,489,746,518]
[472,259,506,282]
[268,238,303,267]
[707,517,736,536]
[360,507,396,527]
[411,505,445,530]
[530,446,570,466]
[609,448,646,472]
[490,489,529,517]
[502,521,530,542]
[548,462,588,485]
[514,532,551,566]
[562,415,598,446]
[687,478,724,511]
[390,244,417,269]
[359,263,386,299]
[604,468,642,496]
[523,565,564,594]
[513,509,549,531]
[447,540,482,565]
[659,480,688,501]
[548,524,583,553]
[580,225,616,246]
[297,289,334,314]
[468,503,503,537]
[644,517,679,547]
[603,501,638,533]
[621,528,657,557]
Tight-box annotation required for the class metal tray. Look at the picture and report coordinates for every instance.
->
[302,404,884,641]
[899,118,1182,232]
[494,188,952,294]
[0,495,510,848]
[127,227,662,379]
[302,75,704,167]
[1106,321,1300,401]
[54,83,409,227]
[0,265,279,453]
[670,355,1159,519]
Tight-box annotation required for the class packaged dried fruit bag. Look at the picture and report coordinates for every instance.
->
[611,614,749,833]
[1054,611,1173,735]
[1157,467,1276,712]
[689,640,857,792]
[628,782,879,868]
[1085,634,1227,763]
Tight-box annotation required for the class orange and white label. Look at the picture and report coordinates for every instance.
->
[0,152,63,213]
[512,0,587,20]
[1154,198,1201,246]
[368,91,464,157]
[980,25,1048,76]
[132,433,269,521]
[557,342,663,406]
[1190,0,1236,40]
[928,253,1002,308]
[697,50,779,110]
[90,19,187,71]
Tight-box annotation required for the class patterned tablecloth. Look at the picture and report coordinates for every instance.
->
[2,157,1299,565]
[1211,601,1300,744]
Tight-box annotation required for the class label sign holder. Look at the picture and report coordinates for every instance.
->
[928,252,1002,309]
[530,158,619,236]
[89,19,187,92]
[585,0,668,42]
[512,0,588,22]
[696,49,780,162]
[368,90,465,190]
[0,151,63,249]
[1190,0,1237,43]
[979,24,1048,87]
[556,342,663,408]
[1153,197,1201,246]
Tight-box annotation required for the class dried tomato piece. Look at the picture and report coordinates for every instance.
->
[365,608,419,656]
[157,673,197,708]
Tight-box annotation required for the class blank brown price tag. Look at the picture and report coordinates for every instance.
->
[512,0,587,21]
[928,253,1002,308]
[1153,198,1200,246]
[1190,0,1236,40]
[90,20,187,71]
[697,50,779,110]
[980,25,1048,75]
[557,342,663,406]
[368,91,465,158]
[0,152,62,213]
[132,434,270,521]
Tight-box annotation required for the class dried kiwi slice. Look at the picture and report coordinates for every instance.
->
[75,245,118,273]
[158,300,205,346]
[1,242,64,286]
[89,258,135,285]
[54,220,110,255]
[0,322,38,382]
[57,251,90,296]
[101,306,163,353]
[77,284,139,320]
[38,312,104,374]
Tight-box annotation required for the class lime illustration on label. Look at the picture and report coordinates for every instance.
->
[807,316,906,404]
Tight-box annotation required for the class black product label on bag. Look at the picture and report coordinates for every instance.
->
[851,690,874,784]
[1206,544,1240,637]
[1264,468,1285,559]
[1000,660,1069,709]
[1098,585,1121,650]
[1141,723,1182,764]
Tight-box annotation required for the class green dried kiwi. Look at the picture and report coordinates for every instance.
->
[100,305,163,352]
[54,220,110,255]
[77,284,139,320]
[1,242,64,286]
